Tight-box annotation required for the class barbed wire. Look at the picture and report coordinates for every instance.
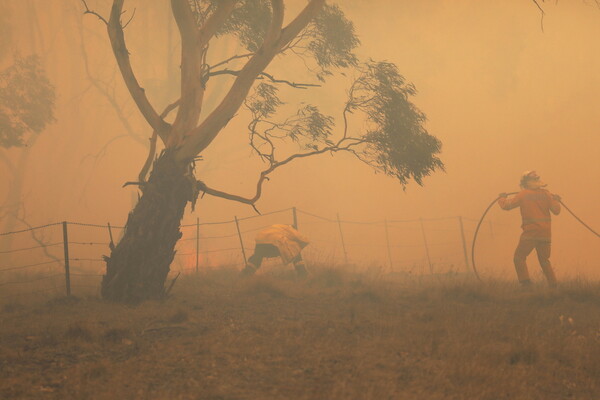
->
[0,222,62,236]
[66,221,124,229]
[297,209,336,222]
[175,247,246,256]
[181,219,234,227]
[238,207,293,222]
[179,232,239,241]
[0,207,486,285]
[0,242,62,254]
[0,260,62,273]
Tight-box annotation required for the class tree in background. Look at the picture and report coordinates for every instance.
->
[82,0,444,303]
[0,1,56,252]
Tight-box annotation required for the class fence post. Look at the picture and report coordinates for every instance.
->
[195,217,200,274]
[107,222,115,250]
[458,216,469,272]
[336,213,349,265]
[419,218,433,274]
[384,219,393,271]
[62,221,71,296]
[234,216,248,266]
[292,207,298,229]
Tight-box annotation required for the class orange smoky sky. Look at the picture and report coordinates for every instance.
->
[1,0,598,278]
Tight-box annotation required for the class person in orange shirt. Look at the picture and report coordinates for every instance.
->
[498,171,561,287]
[241,224,309,278]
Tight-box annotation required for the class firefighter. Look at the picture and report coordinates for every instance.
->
[498,171,561,287]
[241,224,309,278]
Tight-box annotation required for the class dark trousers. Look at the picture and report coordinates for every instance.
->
[513,236,556,286]
[243,244,307,277]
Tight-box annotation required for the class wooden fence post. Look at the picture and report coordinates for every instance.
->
[292,207,298,229]
[107,222,115,251]
[336,213,349,265]
[234,216,248,266]
[384,219,393,271]
[195,217,200,274]
[458,216,469,272]
[419,218,433,274]
[62,221,71,296]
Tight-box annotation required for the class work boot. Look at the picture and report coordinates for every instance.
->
[294,263,308,279]
[519,279,533,291]
[241,263,257,277]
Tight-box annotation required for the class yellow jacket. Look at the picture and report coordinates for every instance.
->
[255,224,309,264]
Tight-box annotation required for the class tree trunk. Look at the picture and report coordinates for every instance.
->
[0,148,30,255]
[101,150,195,303]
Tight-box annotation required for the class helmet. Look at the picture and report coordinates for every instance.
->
[520,170,546,189]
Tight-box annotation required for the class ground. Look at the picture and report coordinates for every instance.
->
[1,267,600,399]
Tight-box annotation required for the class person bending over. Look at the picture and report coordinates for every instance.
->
[241,224,309,278]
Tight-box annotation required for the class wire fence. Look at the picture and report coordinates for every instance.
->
[0,207,508,302]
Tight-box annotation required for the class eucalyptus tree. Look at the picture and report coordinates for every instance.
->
[0,2,56,251]
[82,0,444,303]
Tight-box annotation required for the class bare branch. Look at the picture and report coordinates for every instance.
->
[169,0,237,145]
[532,0,546,31]
[210,53,255,70]
[76,15,147,147]
[160,99,181,119]
[81,0,108,25]
[13,209,61,264]
[122,8,137,29]
[208,68,320,89]
[278,0,325,48]
[197,139,364,208]
[176,0,326,162]
[106,0,171,141]
[138,131,158,184]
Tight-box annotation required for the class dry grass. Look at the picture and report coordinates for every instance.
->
[1,265,600,399]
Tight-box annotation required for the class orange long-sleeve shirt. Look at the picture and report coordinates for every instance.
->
[498,189,561,240]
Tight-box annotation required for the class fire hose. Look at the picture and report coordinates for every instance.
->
[471,193,599,281]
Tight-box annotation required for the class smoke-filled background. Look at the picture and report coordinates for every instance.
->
[1,0,598,280]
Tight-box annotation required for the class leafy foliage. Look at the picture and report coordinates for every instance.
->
[191,1,359,81]
[190,0,271,52]
[307,4,359,81]
[287,105,334,149]
[351,61,444,186]
[189,1,442,187]
[245,83,335,158]
[245,60,443,187]
[0,55,56,148]
[245,82,282,119]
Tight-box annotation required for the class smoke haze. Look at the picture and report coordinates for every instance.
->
[1,0,598,279]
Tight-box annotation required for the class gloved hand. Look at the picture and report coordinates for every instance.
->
[552,194,562,201]
[498,192,508,198]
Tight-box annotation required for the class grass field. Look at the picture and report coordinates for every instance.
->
[1,266,600,399]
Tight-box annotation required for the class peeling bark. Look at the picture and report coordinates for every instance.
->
[101,150,195,303]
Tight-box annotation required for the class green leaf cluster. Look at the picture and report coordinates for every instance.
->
[353,61,444,185]
[192,1,359,81]
[0,55,56,148]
